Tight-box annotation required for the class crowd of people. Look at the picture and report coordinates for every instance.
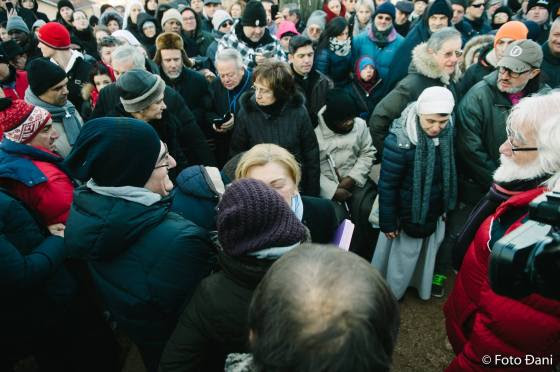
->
[0,0,559,370]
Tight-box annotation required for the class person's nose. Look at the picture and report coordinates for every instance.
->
[51,129,60,140]
[168,154,177,169]
[499,140,513,156]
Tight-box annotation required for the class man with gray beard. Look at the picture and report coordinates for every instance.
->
[445,93,560,370]
[456,39,549,206]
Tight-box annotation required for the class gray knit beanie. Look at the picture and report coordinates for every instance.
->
[7,16,30,34]
[116,69,166,113]
[306,10,326,30]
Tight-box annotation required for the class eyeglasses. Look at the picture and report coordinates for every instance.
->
[471,3,485,8]
[182,16,196,21]
[154,143,171,169]
[498,66,530,78]
[506,127,538,153]
[375,15,392,21]
[440,49,463,58]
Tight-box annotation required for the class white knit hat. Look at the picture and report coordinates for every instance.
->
[417,86,455,115]
[161,8,182,28]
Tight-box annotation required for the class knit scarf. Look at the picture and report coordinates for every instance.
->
[25,88,81,146]
[405,103,457,224]
[369,25,394,48]
[328,37,351,56]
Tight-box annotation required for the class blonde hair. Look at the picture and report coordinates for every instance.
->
[235,144,302,186]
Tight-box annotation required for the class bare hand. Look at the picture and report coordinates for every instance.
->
[338,176,355,191]
[274,12,284,25]
[333,187,352,202]
[7,7,17,17]
[213,114,234,133]
[254,53,267,65]
[384,231,399,240]
[48,223,65,237]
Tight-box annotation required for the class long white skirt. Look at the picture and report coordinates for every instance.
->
[371,217,445,300]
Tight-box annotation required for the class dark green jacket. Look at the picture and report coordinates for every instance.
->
[65,187,214,370]
[456,71,550,203]
[541,42,560,89]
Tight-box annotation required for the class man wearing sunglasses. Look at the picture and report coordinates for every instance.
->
[457,39,549,212]
[464,0,492,34]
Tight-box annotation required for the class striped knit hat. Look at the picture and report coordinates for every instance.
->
[0,98,51,143]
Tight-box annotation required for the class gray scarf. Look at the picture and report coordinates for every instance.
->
[405,103,457,224]
[25,88,82,145]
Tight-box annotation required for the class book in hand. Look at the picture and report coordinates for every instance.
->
[331,219,355,251]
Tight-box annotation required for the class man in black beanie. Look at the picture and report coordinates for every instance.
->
[451,0,477,43]
[24,58,83,157]
[217,0,286,68]
[525,0,551,43]
[62,117,214,372]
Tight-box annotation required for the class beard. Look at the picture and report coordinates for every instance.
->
[498,79,528,93]
[493,154,546,183]
[164,69,182,80]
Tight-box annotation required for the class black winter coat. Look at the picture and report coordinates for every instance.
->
[65,188,214,372]
[230,92,320,196]
[159,252,274,372]
[292,67,334,127]
[161,67,212,133]
[92,83,216,167]
[66,55,93,111]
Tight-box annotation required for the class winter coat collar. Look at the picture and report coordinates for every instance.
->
[0,139,63,186]
[234,22,275,48]
[67,186,170,260]
[411,42,461,84]
[239,90,305,116]
[218,250,274,289]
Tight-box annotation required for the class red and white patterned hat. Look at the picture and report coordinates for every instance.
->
[0,99,51,144]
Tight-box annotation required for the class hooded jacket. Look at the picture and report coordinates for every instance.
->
[137,12,157,58]
[351,25,404,79]
[65,187,214,370]
[0,140,74,225]
[369,41,460,156]
[230,92,320,197]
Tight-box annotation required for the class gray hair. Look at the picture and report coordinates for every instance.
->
[427,27,462,52]
[506,92,560,187]
[111,45,145,69]
[215,48,244,69]
[356,0,374,13]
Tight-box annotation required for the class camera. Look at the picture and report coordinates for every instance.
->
[212,112,232,129]
[489,191,560,300]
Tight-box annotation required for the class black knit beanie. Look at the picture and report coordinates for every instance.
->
[0,40,23,63]
[27,58,67,96]
[217,178,306,257]
[116,69,166,113]
[57,0,74,11]
[428,0,453,19]
[324,88,358,129]
[63,117,161,187]
[242,1,267,27]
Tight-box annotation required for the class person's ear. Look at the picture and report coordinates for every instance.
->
[529,68,540,79]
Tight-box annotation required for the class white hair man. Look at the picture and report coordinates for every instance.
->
[445,92,560,371]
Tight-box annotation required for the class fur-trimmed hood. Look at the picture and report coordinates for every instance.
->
[411,42,461,85]
[462,34,494,71]
[239,90,306,114]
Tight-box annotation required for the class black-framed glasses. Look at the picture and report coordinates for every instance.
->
[506,128,538,153]
[471,3,485,7]
[154,143,170,169]
[498,66,530,79]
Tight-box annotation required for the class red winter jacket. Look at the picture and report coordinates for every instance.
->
[1,70,29,100]
[444,187,560,372]
[4,146,74,226]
